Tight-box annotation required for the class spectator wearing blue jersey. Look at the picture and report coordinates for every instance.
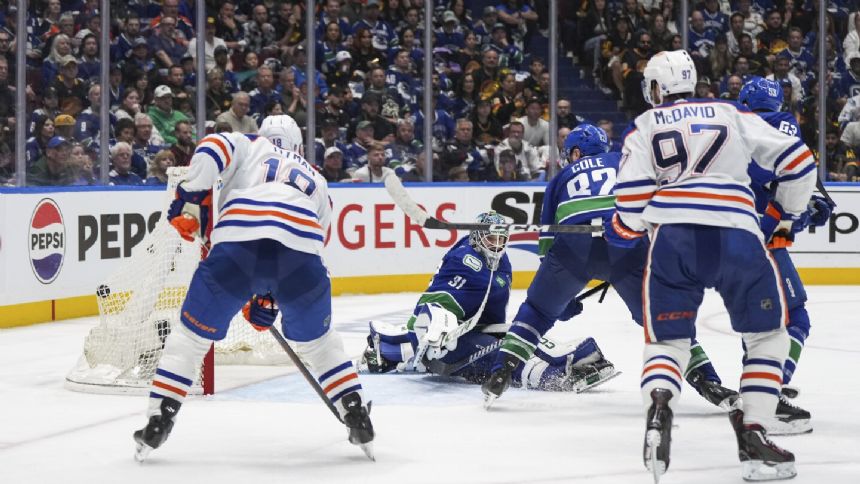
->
[436,11,466,52]
[77,34,101,83]
[385,119,423,170]
[777,27,815,83]
[689,10,716,62]
[700,0,729,36]
[440,119,487,181]
[473,6,499,46]
[144,149,174,186]
[109,141,143,186]
[353,0,397,52]
[317,0,353,40]
[314,116,349,167]
[318,21,347,75]
[112,16,142,62]
[836,53,860,100]
[386,50,419,107]
[76,84,116,143]
[489,23,523,69]
[25,117,56,168]
[345,120,374,171]
[290,44,329,98]
[249,66,281,123]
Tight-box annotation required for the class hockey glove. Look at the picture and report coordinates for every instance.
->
[167,183,212,243]
[413,304,460,361]
[241,293,279,332]
[807,195,836,228]
[761,200,806,248]
[603,213,646,249]
[558,299,584,321]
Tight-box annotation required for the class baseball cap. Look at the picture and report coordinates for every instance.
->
[154,85,173,98]
[133,37,148,47]
[335,50,352,62]
[483,6,497,16]
[60,55,78,66]
[47,136,71,149]
[181,52,193,62]
[357,120,373,130]
[54,114,76,126]
[492,22,506,32]
[325,146,343,158]
[320,116,338,128]
[696,76,711,86]
[295,43,306,52]
[443,11,458,24]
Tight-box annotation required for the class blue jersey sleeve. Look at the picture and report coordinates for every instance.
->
[748,111,802,213]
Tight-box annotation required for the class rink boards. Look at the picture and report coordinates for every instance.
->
[1,182,858,327]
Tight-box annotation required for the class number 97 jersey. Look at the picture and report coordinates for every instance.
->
[182,132,331,255]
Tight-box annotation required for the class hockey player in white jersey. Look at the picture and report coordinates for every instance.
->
[133,115,374,461]
[605,51,815,482]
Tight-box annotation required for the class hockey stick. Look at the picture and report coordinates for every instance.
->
[815,177,835,206]
[427,281,612,376]
[269,327,343,423]
[383,174,603,234]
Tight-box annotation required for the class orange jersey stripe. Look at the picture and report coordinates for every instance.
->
[222,208,323,230]
[765,203,781,220]
[616,193,654,202]
[741,372,783,384]
[201,136,232,168]
[323,373,358,394]
[153,380,188,397]
[784,150,812,171]
[657,190,754,208]
[642,363,681,379]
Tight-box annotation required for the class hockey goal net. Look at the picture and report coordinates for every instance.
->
[65,167,289,395]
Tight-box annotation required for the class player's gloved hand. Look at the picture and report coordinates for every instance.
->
[761,200,805,247]
[241,293,279,331]
[558,299,584,321]
[603,213,646,248]
[807,195,835,228]
[167,183,211,242]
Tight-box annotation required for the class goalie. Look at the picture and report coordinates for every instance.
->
[353,211,618,393]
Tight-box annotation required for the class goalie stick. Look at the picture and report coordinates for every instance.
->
[427,281,612,376]
[383,174,604,234]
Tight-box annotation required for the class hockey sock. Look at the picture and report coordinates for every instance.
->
[292,329,366,417]
[147,323,213,418]
[685,338,721,384]
[782,306,810,385]
[740,329,789,426]
[641,339,690,412]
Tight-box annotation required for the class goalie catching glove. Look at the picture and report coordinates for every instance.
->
[167,183,212,243]
[241,293,279,331]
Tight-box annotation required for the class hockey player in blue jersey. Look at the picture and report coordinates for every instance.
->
[357,210,617,393]
[609,51,816,482]
[481,124,646,407]
[133,115,374,462]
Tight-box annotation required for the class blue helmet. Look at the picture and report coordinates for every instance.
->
[562,124,610,164]
[738,76,783,112]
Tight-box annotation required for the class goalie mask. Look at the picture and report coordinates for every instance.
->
[468,211,509,271]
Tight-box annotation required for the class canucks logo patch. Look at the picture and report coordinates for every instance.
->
[463,254,483,272]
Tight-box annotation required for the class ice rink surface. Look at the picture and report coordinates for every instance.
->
[1,286,859,484]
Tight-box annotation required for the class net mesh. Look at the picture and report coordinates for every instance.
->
[65,168,288,395]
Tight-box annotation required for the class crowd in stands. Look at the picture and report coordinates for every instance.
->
[0,1,856,186]
[566,0,859,181]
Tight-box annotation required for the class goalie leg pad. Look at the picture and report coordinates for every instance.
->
[147,323,212,417]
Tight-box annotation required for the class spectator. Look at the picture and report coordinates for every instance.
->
[412,98,456,149]
[700,0,729,35]
[597,119,622,152]
[737,0,764,39]
[824,126,858,181]
[440,119,487,180]
[518,98,549,147]
[150,0,195,42]
[132,113,163,178]
[121,38,158,86]
[320,146,350,183]
[149,16,187,68]
[474,6,499,46]
[290,44,328,98]
[52,56,89,116]
[319,84,351,128]
[54,114,76,140]
[68,142,96,186]
[28,136,74,186]
[622,32,653,115]
[109,141,143,186]
[539,126,572,170]
[386,50,417,107]
[557,98,584,130]
[75,84,114,142]
[314,116,349,165]
[145,149,175,186]
[345,119,375,171]
[453,72,478,120]
[42,34,73,86]
[472,49,502,99]
[114,88,143,122]
[187,17,228,73]
[457,30,482,72]
[353,143,395,182]
[165,65,190,99]
[215,2,245,52]
[766,56,803,104]
[843,13,860,65]
[579,0,612,75]
[385,119,422,169]
[148,85,189,146]
[327,50,353,91]
[350,27,381,74]
[492,148,528,182]
[471,98,503,145]
[29,87,61,138]
[77,34,101,82]
[436,11,465,52]
[25,117,56,167]
[249,65,281,122]
[495,121,541,179]
[353,0,397,52]
[206,67,233,120]
[0,127,12,185]
[737,34,770,76]
[0,55,12,134]
[171,121,195,167]
[726,12,746,57]
[350,92,395,142]
[243,4,278,55]
[522,57,545,100]
[689,10,716,62]
[319,22,347,76]
[489,22,523,70]
[447,165,470,181]
[112,15,142,62]
[720,75,744,100]
[778,27,814,83]
[492,72,522,125]
[695,76,716,99]
[757,9,789,55]
[649,14,674,53]
[216,92,258,133]
[400,150,441,182]
[317,0,353,40]
[365,67,401,108]
[280,69,309,125]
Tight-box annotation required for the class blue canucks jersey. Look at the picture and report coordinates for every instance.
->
[539,152,621,255]
[748,111,802,214]
[407,236,512,331]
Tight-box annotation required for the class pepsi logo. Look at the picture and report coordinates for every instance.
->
[29,198,65,284]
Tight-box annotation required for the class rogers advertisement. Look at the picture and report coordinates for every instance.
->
[0,184,858,306]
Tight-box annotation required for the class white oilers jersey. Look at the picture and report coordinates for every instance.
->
[182,132,331,255]
[615,99,816,240]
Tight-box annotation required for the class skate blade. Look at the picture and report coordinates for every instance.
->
[574,369,622,394]
[766,417,813,436]
[644,430,666,483]
[359,442,375,461]
[134,442,153,463]
[741,460,797,481]
[483,393,498,410]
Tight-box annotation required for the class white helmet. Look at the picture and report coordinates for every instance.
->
[260,114,304,155]
[641,50,696,107]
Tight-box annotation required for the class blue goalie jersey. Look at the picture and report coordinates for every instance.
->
[407,236,512,330]
[539,152,621,255]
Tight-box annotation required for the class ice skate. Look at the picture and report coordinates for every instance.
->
[133,397,181,462]
[686,367,740,411]
[730,409,796,481]
[357,334,397,374]
[341,392,375,461]
[643,389,674,484]
[481,354,519,410]
[767,393,812,436]
[565,357,621,393]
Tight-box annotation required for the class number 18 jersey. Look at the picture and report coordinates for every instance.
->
[182,132,331,255]
[615,99,816,240]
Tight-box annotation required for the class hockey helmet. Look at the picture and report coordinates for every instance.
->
[260,114,304,155]
[642,50,697,107]
[468,211,509,271]
[562,123,610,166]
[738,76,783,112]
